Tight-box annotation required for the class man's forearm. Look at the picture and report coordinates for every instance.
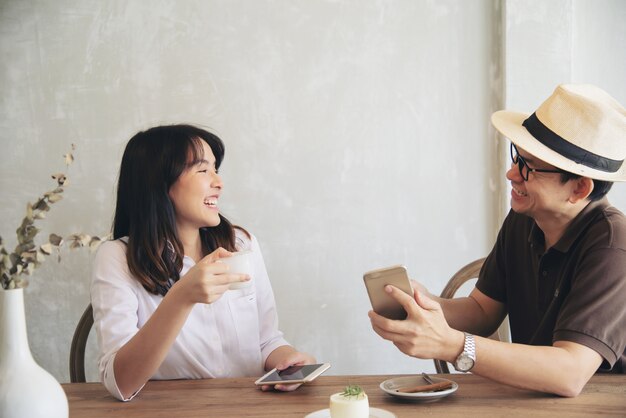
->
[465,337,602,397]
[439,296,501,336]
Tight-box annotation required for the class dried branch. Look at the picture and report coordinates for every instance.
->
[0,145,107,289]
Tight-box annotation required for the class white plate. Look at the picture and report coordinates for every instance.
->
[305,407,396,418]
[379,376,458,402]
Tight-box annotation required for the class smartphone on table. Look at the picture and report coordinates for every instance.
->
[363,265,413,320]
[254,363,331,386]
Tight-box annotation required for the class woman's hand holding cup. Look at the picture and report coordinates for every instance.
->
[217,250,254,290]
[172,247,250,305]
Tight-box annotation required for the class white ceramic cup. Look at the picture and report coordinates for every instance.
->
[219,250,253,290]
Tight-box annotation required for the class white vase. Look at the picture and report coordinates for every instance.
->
[0,288,69,418]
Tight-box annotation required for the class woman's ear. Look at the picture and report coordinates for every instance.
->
[569,177,594,203]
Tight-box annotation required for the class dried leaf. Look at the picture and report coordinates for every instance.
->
[17,224,39,244]
[89,236,103,251]
[14,277,28,288]
[40,242,53,255]
[15,264,23,275]
[2,255,12,270]
[51,173,67,186]
[79,234,91,246]
[34,211,46,220]
[47,193,63,203]
[69,233,91,248]
[9,253,20,267]
[21,251,37,262]
[33,198,50,212]
[26,203,34,220]
[25,262,35,275]
[49,233,63,246]
[44,188,65,198]
[36,250,45,263]
[64,153,74,166]
[19,216,34,227]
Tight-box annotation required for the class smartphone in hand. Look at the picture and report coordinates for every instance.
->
[363,265,413,319]
[254,363,331,386]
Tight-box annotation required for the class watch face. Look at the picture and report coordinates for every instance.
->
[456,354,475,372]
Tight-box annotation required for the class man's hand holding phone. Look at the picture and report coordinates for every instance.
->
[366,268,461,364]
[363,265,413,319]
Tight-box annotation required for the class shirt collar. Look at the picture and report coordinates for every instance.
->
[528,197,611,253]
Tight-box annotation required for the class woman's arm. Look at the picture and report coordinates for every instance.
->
[244,234,316,392]
[94,245,248,400]
[111,288,194,399]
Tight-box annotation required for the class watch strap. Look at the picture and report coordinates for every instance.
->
[454,332,476,372]
[464,333,476,360]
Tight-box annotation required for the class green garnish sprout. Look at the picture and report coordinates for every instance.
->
[340,385,364,398]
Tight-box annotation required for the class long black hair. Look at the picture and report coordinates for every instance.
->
[113,124,244,296]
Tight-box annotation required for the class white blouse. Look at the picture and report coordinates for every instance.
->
[90,231,289,401]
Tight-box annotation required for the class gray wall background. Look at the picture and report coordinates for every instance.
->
[1,0,624,383]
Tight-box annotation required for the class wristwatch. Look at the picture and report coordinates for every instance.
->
[454,333,476,372]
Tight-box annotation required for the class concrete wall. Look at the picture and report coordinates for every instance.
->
[0,0,624,383]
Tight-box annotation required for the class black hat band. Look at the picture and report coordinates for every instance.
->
[522,112,622,173]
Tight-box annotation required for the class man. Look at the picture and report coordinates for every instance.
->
[369,84,626,397]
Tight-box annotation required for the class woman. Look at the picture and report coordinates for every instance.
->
[91,124,314,401]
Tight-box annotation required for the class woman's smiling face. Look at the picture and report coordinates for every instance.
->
[168,140,223,236]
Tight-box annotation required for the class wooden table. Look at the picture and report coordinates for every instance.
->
[63,374,626,417]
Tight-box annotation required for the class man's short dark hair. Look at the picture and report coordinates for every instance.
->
[560,172,613,201]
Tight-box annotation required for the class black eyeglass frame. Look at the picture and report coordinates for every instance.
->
[510,143,566,181]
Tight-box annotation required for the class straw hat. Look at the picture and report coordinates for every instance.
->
[491,84,626,181]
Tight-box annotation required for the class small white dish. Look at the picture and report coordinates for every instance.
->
[304,407,396,418]
[379,375,458,402]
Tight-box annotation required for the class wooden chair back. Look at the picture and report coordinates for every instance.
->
[69,303,94,383]
[434,257,508,373]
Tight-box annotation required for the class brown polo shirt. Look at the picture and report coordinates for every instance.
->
[477,197,626,373]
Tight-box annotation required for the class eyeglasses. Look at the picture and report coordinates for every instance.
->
[510,143,566,181]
